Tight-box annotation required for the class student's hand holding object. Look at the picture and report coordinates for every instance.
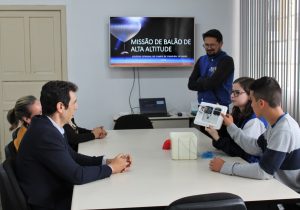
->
[221,113,234,126]
[205,126,220,141]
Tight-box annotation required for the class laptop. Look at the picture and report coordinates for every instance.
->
[139,98,169,117]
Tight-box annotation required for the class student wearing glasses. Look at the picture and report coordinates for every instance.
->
[205,77,268,163]
[188,29,234,107]
[210,77,300,195]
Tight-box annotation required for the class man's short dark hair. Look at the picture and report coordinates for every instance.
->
[250,76,282,108]
[40,81,78,115]
[202,29,223,43]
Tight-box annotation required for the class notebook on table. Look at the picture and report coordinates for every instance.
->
[139,98,170,117]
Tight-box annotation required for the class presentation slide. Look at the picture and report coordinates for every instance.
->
[109,17,194,67]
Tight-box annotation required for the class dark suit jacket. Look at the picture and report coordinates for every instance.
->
[15,115,112,210]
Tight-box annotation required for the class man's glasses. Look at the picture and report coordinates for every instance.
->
[202,44,218,49]
[231,90,246,97]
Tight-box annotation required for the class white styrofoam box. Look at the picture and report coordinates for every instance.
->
[170,132,198,160]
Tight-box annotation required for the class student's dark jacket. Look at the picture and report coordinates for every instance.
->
[15,115,112,210]
[63,118,95,151]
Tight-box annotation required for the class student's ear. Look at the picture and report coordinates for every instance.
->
[258,99,265,108]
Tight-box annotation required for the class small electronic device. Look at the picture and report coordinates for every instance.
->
[193,102,228,130]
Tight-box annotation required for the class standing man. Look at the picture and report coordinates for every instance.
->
[188,29,234,107]
[15,81,132,210]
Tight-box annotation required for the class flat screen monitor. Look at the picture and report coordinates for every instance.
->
[109,17,195,67]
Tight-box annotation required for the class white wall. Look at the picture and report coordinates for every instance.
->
[0,0,239,129]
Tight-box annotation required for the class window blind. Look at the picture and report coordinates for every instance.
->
[240,0,300,123]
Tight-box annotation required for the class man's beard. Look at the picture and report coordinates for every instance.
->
[206,50,220,57]
[206,52,217,57]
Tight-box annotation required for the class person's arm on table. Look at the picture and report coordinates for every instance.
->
[209,157,273,180]
[222,113,263,156]
[106,154,132,173]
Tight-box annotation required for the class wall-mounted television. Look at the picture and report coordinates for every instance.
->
[109,17,194,67]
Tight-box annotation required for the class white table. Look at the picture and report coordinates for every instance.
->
[72,128,300,210]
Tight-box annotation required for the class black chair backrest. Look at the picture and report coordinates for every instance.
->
[5,141,17,159]
[166,192,247,210]
[114,114,153,130]
[0,158,31,210]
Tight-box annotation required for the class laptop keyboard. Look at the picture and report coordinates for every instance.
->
[141,113,170,117]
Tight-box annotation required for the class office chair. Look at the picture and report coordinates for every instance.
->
[5,141,17,159]
[114,114,153,130]
[166,192,247,210]
[0,158,31,210]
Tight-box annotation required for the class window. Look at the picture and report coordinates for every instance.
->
[240,0,300,122]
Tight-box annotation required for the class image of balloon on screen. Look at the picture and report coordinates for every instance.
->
[110,17,145,55]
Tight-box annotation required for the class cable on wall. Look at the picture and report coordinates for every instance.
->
[129,67,136,114]
[137,67,141,99]
[129,67,141,114]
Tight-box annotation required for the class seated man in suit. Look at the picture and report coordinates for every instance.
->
[15,80,132,210]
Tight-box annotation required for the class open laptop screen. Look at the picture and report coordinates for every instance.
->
[139,98,168,117]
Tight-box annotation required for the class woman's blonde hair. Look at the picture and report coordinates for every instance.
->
[7,95,37,131]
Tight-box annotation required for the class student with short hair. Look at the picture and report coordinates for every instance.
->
[209,76,300,193]
[205,77,267,163]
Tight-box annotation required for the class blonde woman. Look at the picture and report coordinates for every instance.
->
[7,95,42,151]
